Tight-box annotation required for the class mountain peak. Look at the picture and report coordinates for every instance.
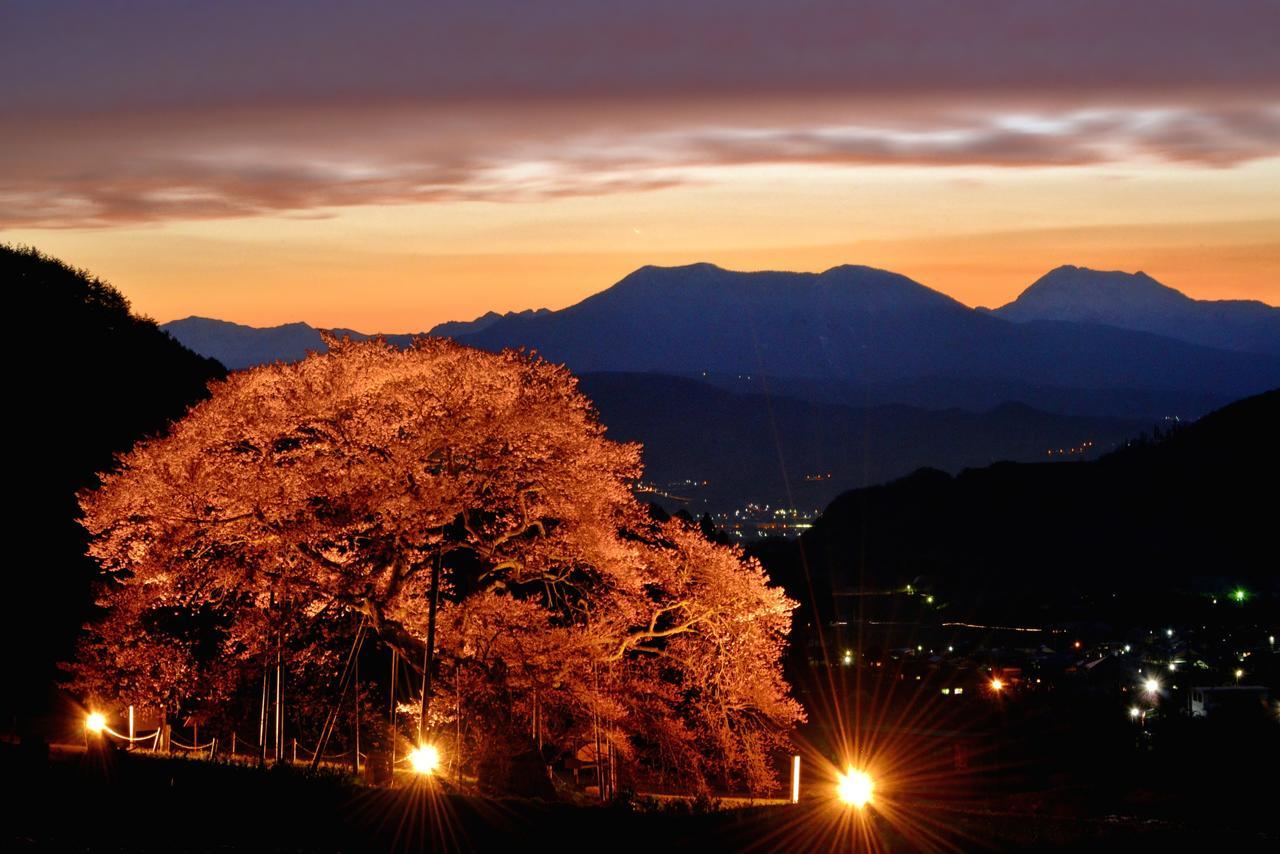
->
[1000,267,1191,321]
[994,266,1280,354]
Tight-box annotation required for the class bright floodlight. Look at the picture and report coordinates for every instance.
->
[85,712,106,734]
[990,678,1004,692]
[1143,677,1161,696]
[836,768,874,808]
[408,744,440,775]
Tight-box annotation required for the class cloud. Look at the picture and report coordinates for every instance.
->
[4,0,1279,228]
[3,103,1279,228]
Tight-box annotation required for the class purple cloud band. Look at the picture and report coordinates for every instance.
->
[3,104,1278,228]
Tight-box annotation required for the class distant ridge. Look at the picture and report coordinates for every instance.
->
[428,308,551,339]
[164,309,551,370]
[163,317,424,370]
[162,262,1280,418]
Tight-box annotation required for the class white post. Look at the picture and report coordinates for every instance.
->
[791,755,801,804]
[128,705,135,751]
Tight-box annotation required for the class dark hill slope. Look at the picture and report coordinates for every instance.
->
[753,389,1279,624]
[8,244,226,725]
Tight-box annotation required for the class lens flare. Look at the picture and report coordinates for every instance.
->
[85,712,107,734]
[408,743,441,775]
[836,768,874,808]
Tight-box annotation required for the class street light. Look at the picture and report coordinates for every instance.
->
[1128,706,1141,720]
[1142,677,1161,697]
[408,743,441,775]
[990,678,1004,692]
[85,712,106,734]
[836,768,874,808]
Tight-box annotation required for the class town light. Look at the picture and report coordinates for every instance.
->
[1128,706,1141,720]
[408,743,441,775]
[836,768,874,808]
[85,712,107,734]
[990,678,1004,692]
[1142,677,1161,696]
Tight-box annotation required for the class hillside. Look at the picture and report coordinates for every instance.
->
[8,245,226,723]
[753,388,1280,624]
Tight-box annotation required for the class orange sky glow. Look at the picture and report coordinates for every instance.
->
[3,3,1278,329]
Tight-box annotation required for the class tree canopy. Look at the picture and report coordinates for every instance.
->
[75,336,801,793]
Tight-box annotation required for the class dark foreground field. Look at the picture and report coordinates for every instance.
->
[2,743,1276,852]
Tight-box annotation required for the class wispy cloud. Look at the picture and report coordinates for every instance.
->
[3,105,1279,228]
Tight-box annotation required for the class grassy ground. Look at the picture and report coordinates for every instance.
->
[2,742,1276,852]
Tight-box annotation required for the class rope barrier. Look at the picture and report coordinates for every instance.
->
[102,725,163,743]
[99,723,367,767]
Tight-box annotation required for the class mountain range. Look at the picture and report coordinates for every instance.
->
[163,263,1280,420]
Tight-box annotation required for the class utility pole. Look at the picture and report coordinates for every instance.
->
[389,648,398,767]
[353,652,361,775]
[419,552,442,743]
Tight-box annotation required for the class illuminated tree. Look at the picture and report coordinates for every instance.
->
[75,336,801,791]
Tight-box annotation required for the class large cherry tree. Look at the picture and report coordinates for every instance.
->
[74,336,801,792]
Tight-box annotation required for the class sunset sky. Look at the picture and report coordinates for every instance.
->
[3,1,1278,330]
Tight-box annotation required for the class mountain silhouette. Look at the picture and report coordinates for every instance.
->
[428,307,552,339]
[163,309,551,370]
[162,263,1280,418]
[990,265,1280,355]
[454,263,1278,409]
[163,317,425,370]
